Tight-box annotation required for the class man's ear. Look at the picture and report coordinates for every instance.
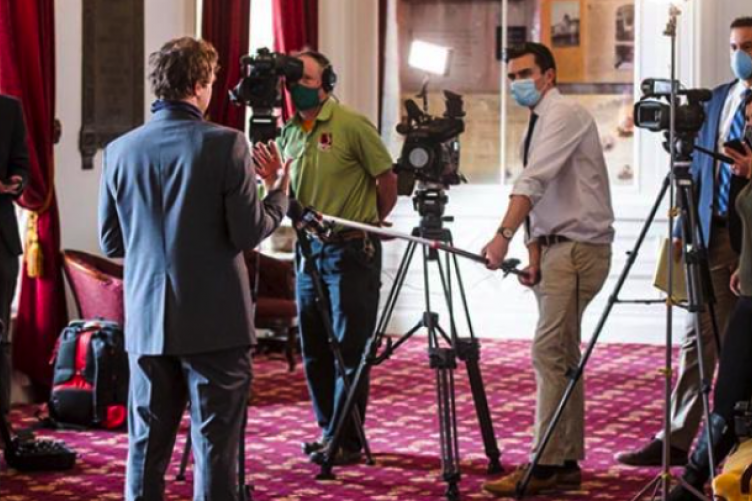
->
[544,68,556,86]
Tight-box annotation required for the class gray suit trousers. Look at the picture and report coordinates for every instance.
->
[656,225,738,451]
[126,347,252,501]
[0,244,19,415]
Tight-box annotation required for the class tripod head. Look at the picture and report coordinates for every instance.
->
[663,130,699,165]
[412,184,453,239]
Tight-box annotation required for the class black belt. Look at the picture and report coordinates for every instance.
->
[538,234,571,247]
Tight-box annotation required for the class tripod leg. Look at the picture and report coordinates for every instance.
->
[431,347,461,501]
[516,175,671,499]
[295,232,373,478]
[441,245,503,474]
[455,338,503,474]
[676,174,719,488]
[177,424,192,481]
[318,241,420,479]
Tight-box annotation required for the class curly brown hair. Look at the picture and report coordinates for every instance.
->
[148,37,219,101]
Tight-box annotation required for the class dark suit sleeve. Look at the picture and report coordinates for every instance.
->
[8,99,29,197]
[223,134,288,251]
[98,149,125,258]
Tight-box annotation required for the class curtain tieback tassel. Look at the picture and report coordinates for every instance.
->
[25,212,43,279]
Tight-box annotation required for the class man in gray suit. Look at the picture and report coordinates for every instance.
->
[98,37,289,501]
[0,95,29,419]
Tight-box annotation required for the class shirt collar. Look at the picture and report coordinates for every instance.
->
[150,99,204,121]
[292,98,336,127]
[532,87,562,117]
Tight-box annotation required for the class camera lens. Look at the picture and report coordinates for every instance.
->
[408,147,431,169]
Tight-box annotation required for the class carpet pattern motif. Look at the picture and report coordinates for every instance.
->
[1,339,680,500]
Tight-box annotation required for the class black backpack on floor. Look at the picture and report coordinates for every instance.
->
[48,320,129,429]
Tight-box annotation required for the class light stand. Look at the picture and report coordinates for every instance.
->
[631,7,715,500]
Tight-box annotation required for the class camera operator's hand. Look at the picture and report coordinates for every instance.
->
[723,143,752,179]
[481,234,509,271]
[730,268,742,296]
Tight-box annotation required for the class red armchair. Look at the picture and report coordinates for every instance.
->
[244,250,298,371]
[61,250,125,327]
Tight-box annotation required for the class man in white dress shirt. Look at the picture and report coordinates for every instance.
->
[481,42,614,496]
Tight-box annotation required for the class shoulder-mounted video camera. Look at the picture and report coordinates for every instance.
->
[229,48,304,143]
[395,91,466,196]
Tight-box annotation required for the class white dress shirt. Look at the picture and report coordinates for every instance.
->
[512,88,615,244]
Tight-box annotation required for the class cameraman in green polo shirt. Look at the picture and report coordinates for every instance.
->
[254,50,397,465]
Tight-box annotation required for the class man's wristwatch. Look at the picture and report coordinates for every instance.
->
[497,227,514,240]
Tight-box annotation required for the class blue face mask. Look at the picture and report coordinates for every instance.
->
[510,79,543,108]
[731,50,752,81]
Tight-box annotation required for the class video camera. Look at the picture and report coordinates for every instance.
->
[229,47,304,144]
[395,90,466,196]
[634,78,711,135]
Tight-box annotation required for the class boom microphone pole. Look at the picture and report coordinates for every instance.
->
[291,203,524,276]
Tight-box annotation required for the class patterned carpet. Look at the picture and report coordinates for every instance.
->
[1,339,681,500]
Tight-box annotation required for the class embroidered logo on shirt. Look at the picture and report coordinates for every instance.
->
[318,132,333,152]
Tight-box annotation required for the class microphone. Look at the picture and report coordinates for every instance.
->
[287,200,332,239]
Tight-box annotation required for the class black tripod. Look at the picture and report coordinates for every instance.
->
[294,225,375,466]
[318,188,502,501]
[515,137,721,499]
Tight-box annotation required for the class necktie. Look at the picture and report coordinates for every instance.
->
[718,89,752,215]
[523,112,538,238]
[523,112,539,167]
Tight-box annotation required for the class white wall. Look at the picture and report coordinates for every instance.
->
[55,0,197,256]
[318,0,380,125]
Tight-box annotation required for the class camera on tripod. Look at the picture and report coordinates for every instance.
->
[633,78,711,135]
[395,90,466,197]
[229,47,304,143]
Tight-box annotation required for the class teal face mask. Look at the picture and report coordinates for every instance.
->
[731,50,752,81]
[290,84,321,111]
[510,78,542,108]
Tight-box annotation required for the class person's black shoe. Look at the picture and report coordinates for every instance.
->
[302,437,329,456]
[309,447,362,466]
[615,439,688,467]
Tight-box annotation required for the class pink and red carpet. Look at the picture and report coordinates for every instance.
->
[1,339,679,500]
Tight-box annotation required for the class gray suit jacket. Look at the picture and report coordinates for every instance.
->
[98,107,288,355]
[0,95,29,256]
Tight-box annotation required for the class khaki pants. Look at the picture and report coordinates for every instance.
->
[531,241,611,466]
[656,225,738,451]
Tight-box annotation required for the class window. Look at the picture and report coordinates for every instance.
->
[383,0,636,187]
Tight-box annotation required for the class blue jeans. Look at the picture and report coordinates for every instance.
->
[296,236,382,451]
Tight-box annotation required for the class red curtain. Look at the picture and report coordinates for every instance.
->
[272,0,318,120]
[0,0,67,391]
[202,0,251,130]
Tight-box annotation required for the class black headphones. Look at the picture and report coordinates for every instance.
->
[300,50,337,93]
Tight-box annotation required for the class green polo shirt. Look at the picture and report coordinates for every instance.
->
[279,99,393,225]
